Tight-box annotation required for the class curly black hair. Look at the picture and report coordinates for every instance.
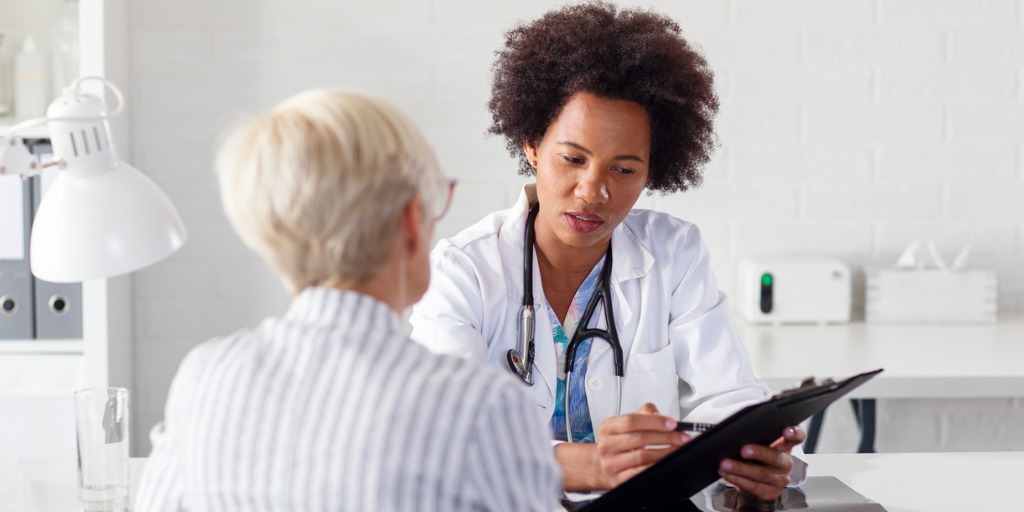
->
[488,2,718,193]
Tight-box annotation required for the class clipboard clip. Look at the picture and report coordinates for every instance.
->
[771,376,836,400]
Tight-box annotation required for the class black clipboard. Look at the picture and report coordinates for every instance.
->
[581,369,884,512]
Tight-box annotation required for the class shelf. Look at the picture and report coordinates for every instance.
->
[0,340,84,355]
[0,0,132,459]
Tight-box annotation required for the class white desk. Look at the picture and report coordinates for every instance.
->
[0,458,145,512]
[2,453,1020,511]
[736,316,1024,398]
[805,452,1024,511]
[737,317,1024,453]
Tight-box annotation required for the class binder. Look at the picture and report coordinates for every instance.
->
[32,265,84,339]
[582,369,884,512]
[0,154,35,339]
[28,140,83,340]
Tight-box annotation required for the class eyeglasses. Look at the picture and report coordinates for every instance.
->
[432,178,457,221]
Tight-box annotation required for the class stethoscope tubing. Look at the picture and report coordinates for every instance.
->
[563,245,623,442]
[506,204,541,385]
[506,202,626,443]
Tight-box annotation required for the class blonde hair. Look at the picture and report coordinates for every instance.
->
[216,89,446,293]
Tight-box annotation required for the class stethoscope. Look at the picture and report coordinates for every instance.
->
[506,203,625,442]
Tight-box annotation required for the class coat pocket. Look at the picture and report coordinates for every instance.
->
[626,344,680,418]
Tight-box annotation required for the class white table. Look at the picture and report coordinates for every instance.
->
[737,316,1024,452]
[0,458,146,512]
[736,316,1024,398]
[804,452,1024,511]
[2,453,1020,511]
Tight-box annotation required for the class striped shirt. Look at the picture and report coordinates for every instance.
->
[137,287,561,511]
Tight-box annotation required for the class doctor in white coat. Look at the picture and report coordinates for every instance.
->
[411,3,805,501]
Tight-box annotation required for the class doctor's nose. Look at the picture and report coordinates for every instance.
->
[574,166,609,204]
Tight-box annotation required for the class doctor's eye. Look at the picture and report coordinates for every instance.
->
[612,166,636,176]
[561,155,585,165]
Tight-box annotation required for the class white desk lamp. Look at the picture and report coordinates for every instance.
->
[0,76,186,282]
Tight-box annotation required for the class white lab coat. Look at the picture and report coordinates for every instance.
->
[410,184,806,481]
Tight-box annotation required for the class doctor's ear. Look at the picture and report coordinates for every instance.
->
[522,141,539,168]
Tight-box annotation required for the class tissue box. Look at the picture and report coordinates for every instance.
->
[865,268,997,323]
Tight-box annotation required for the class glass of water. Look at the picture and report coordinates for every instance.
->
[74,387,129,512]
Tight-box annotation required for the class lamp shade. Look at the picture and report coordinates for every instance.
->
[24,78,186,282]
[29,160,187,282]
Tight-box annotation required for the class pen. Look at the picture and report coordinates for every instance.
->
[674,421,716,433]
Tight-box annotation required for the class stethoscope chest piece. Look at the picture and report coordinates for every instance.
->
[506,348,535,386]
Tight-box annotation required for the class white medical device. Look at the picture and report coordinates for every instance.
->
[736,256,852,325]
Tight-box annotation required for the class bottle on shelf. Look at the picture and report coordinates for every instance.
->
[14,35,48,121]
[50,0,80,99]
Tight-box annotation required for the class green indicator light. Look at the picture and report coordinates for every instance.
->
[761,273,773,286]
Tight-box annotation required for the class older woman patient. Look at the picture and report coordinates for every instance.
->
[136,90,561,511]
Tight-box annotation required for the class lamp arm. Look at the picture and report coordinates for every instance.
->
[0,136,64,178]
[3,117,51,138]
[0,136,45,179]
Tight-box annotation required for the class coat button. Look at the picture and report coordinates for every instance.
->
[587,377,604,391]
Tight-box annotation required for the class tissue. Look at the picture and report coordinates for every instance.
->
[865,239,997,323]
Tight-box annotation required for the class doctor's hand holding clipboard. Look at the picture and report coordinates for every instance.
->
[409,3,806,503]
[585,404,805,495]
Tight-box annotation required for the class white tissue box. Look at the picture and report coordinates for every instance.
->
[865,268,997,323]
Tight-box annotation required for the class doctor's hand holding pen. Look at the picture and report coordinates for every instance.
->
[595,403,692,488]
[556,403,688,491]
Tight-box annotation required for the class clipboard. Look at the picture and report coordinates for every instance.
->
[581,369,884,512]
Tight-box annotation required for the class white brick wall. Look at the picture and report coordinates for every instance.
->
[129,0,1024,455]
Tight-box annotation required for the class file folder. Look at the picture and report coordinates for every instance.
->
[582,369,884,512]
[33,272,83,339]
[0,159,35,340]
[28,140,83,340]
